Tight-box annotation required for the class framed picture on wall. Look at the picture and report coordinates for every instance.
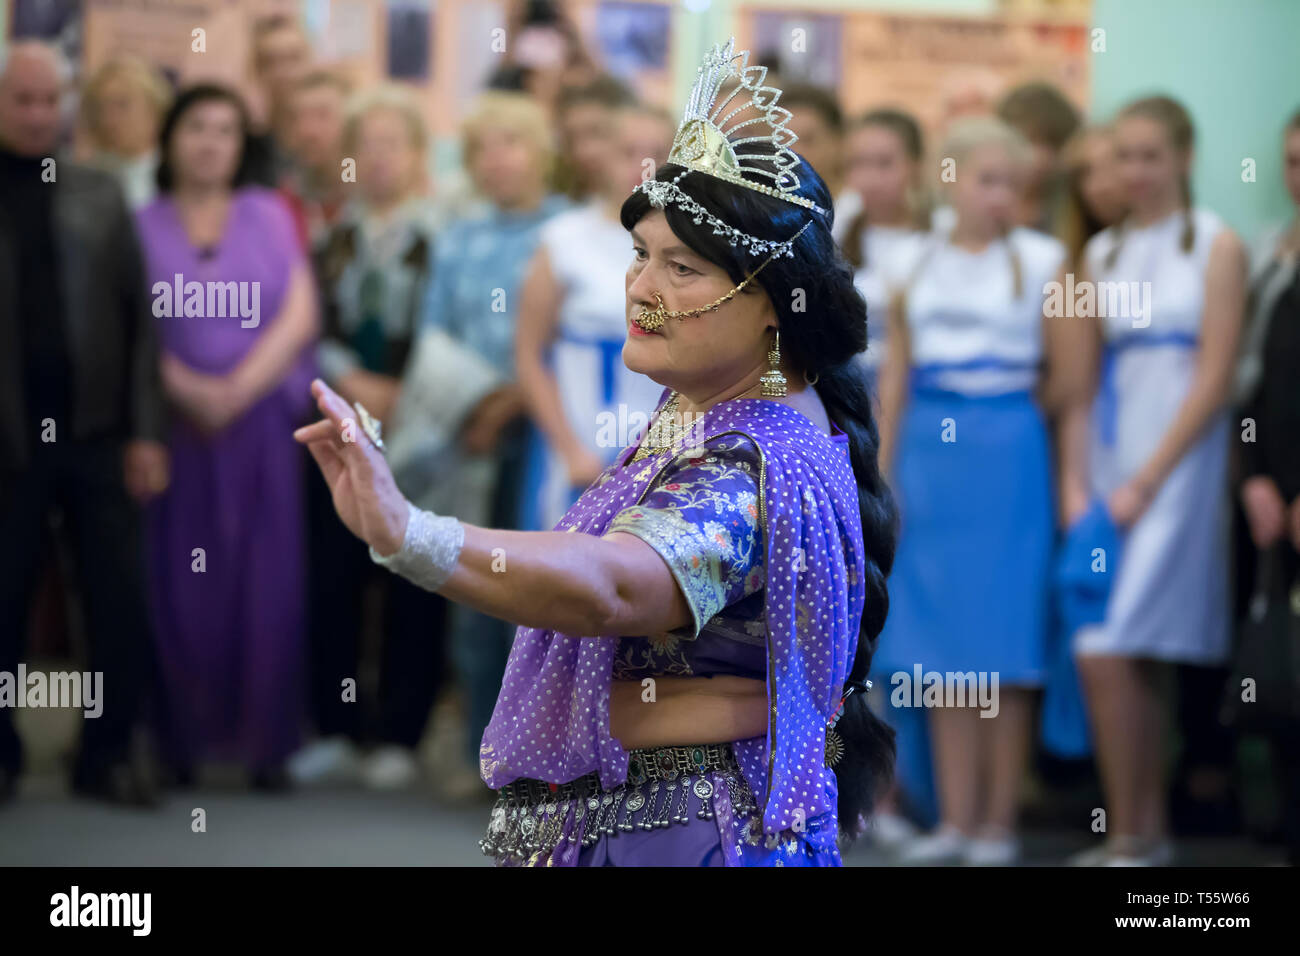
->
[594,1,669,77]
[749,10,843,90]
[388,0,432,80]
[12,0,84,78]
[12,0,82,39]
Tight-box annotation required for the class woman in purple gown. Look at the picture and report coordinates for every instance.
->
[137,85,318,787]
[297,39,898,864]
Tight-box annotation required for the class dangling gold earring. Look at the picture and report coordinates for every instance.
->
[760,329,788,397]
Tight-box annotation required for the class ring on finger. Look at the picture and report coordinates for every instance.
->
[353,401,386,453]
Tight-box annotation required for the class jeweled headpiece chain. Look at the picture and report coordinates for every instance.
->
[632,37,824,261]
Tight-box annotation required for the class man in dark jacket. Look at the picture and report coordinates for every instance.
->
[0,41,167,806]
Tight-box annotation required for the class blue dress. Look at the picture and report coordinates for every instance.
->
[874,229,1065,819]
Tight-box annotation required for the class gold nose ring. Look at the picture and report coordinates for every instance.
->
[635,293,670,331]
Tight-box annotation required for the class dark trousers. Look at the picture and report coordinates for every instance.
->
[306,472,447,749]
[1262,542,1300,862]
[0,438,152,778]
[1270,734,1300,864]
[1231,504,1300,858]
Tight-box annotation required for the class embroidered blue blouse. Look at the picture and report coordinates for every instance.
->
[604,434,768,682]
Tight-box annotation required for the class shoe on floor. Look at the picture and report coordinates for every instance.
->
[897,825,969,864]
[288,736,362,786]
[250,765,292,793]
[1069,836,1174,866]
[964,831,1021,866]
[71,758,160,808]
[868,811,920,851]
[1106,838,1174,866]
[362,746,420,791]
[1067,842,1112,866]
[437,763,492,804]
[163,764,197,790]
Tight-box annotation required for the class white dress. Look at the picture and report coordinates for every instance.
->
[535,202,662,528]
[905,227,1066,394]
[830,189,862,243]
[851,225,927,373]
[1075,208,1231,663]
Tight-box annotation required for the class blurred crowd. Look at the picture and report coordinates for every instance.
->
[0,5,1296,866]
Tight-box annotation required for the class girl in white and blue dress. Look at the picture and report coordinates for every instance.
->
[1067,97,1247,866]
[875,116,1092,865]
[838,108,933,844]
[516,105,671,530]
[838,109,930,395]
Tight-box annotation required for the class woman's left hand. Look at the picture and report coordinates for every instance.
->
[1059,480,1091,528]
[1107,477,1155,529]
[294,378,410,556]
[161,354,241,435]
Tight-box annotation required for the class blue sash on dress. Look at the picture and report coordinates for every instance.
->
[557,329,625,405]
[1096,331,1199,447]
[909,356,1039,397]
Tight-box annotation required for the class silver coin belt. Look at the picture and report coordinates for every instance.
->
[478,743,759,863]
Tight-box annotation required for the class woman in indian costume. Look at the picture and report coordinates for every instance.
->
[295,39,898,866]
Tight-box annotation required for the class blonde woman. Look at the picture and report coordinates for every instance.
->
[294,84,447,791]
[515,103,672,529]
[1067,96,1247,866]
[875,116,1092,864]
[838,108,930,392]
[412,91,569,791]
[80,56,171,209]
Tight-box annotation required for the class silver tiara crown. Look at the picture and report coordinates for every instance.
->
[633,37,824,259]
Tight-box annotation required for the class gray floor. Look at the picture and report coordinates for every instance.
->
[0,772,1283,866]
[0,775,492,866]
[2,698,1284,867]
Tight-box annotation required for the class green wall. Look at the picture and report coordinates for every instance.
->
[1090,0,1299,243]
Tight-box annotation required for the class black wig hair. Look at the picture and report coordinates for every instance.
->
[620,145,900,841]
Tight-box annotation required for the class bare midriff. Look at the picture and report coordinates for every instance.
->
[608,675,769,750]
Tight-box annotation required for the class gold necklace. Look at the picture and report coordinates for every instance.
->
[630,391,686,462]
[629,384,767,463]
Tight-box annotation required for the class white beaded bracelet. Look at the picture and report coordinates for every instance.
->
[369,500,465,592]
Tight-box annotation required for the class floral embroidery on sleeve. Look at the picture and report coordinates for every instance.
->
[606,434,765,639]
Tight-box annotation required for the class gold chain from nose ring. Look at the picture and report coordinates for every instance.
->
[634,245,785,332]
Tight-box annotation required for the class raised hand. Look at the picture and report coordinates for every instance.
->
[294,378,409,556]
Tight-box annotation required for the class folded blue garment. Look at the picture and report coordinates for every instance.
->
[1056,499,1123,634]
[1041,500,1123,758]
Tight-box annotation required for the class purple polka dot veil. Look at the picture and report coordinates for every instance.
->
[478,389,867,855]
